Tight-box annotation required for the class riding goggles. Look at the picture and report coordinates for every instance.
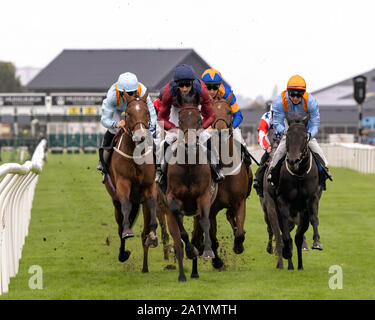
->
[288,90,305,98]
[206,84,220,91]
[125,90,136,96]
[177,80,193,88]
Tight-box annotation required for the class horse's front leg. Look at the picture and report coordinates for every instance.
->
[295,211,310,270]
[264,197,283,269]
[232,199,246,254]
[199,191,215,259]
[308,195,322,250]
[116,179,134,239]
[277,196,294,270]
[167,195,198,260]
[210,206,224,269]
[113,200,131,262]
[191,216,203,279]
[143,182,159,248]
[165,206,186,282]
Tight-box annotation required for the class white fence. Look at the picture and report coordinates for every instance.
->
[321,143,375,174]
[249,142,375,174]
[0,139,47,295]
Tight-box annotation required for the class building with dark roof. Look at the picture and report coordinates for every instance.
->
[27,49,215,94]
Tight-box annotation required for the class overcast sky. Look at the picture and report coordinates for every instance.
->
[1,0,374,99]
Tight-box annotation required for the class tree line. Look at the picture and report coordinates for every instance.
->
[0,61,23,92]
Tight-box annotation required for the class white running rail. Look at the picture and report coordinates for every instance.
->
[0,139,47,295]
[321,143,375,174]
[249,142,375,174]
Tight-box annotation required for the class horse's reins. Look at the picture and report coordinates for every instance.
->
[114,98,152,160]
[114,132,153,160]
[285,131,313,178]
[212,99,233,137]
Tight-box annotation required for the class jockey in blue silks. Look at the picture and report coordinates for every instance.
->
[267,74,331,190]
[97,72,157,181]
[201,68,252,169]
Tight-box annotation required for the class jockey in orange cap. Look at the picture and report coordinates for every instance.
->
[267,75,331,190]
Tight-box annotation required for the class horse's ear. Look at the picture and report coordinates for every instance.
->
[141,89,149,102]
[123,91,131,102]
[226,91,233,104]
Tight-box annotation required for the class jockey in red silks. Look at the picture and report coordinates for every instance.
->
[155,64,224,190]
[253,101,278,196]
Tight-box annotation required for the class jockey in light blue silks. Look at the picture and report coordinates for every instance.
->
[97,72,157,182]
[201,68,252,170]
[267,74,331,190]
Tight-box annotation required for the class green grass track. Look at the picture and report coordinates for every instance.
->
[1,153,375,300]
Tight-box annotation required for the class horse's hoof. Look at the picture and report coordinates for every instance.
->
[203,249,215,259]
[312,242,323,250]
[266,242,273,254]
[233,243,244,254]
[191,273,199,279]
[212,257,224,269]
[142,267,149,273]
[145,233,158,248]
[118,250,131,262]
[276,261,284,269]
[178,274,186,282]
[186,246,199,260]
[122,230,134,239]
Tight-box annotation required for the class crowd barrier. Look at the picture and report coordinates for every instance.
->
[0,139,47,295]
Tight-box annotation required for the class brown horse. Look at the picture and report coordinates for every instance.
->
[164,91,214,282]
[192,93,252,274]
[105,90,158,273]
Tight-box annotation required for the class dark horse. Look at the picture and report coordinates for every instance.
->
[264,115,322,270]
[105,90,158,273]
[165,91,215,282]
[192,92,252,275]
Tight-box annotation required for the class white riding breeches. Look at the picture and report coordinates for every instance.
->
[269,136,328,170]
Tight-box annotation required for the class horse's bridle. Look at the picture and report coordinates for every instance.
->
[285,128,312,178]
[212,99,233,131]
[179,106,202,136]
[123,97,150,137]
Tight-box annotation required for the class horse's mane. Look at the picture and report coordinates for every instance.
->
[176,90,200,107]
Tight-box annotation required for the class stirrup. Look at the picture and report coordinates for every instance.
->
[213,168,225,182]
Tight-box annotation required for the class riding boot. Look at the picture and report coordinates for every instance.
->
[320,167,332,191]
[253,151,270,196]
[241,144,252,171]
[98,130,115,183]
[253,163,267,197]
[206,137,225,182]
[267,157,284,189]
[156,141,170,193]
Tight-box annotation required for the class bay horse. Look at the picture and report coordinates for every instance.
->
[105,90,158,273]
[191,92,252,274]
[265,115,321,270]
[164,91,214,282]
